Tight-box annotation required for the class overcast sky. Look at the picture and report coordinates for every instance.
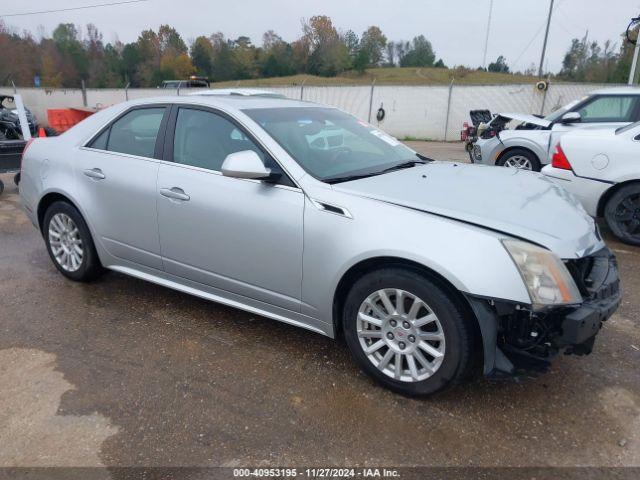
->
[2,0,640,73]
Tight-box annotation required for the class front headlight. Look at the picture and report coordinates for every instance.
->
[502,239,582,309]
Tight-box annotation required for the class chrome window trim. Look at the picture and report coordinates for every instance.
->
[156,158,302,192]
[79,145,159,163]
[78,145,302,193]
[80,101,303,190]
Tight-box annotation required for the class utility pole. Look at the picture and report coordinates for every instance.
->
[629,40,640,85]
[538,0,554,78]
[482,0,494,68]
[627,16,640,85]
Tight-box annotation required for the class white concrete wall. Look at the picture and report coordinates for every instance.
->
[0,82,615,140]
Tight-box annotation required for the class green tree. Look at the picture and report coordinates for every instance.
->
[399,35,435,67]
[302,15,350,76]
[360,26,387,66]
[353,46,370,74]
[260,31,295,77]
[52,23,88,86]
[121,43,140,85]
[209,32,235,81]
[487,55,509,73]
[190,36,214,77]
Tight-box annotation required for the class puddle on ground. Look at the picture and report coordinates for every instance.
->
[0,348,119,467]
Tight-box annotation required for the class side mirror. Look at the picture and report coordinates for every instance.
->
[221,150,280,182]
[560,111,581,124]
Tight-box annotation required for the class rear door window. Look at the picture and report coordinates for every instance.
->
[90,107,166,158]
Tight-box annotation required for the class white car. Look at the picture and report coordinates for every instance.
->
[543,123,640,246]
[471,87,640,171]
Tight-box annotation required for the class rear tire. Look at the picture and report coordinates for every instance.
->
[604,184,640,246]
[342,268,476,397]
[497,148,541,171]
[43,201,104,281]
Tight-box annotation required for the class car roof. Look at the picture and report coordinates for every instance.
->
[589,86,640,95]
[125,95,318,111]
[187,88,284,98]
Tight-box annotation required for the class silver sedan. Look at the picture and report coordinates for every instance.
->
[20,95,621,396]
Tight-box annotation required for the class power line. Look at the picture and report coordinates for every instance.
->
[513,25,545,68]
[0,0,148,18]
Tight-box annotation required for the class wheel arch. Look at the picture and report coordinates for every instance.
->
[37,191,82,235]
[597,179,640,217]
[332,257,482,358]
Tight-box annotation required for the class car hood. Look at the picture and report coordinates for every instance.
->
[332,162,602,259]
[492,112,551,128]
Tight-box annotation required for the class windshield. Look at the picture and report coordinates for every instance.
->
[544,99,583,122]
[243,107,420,182]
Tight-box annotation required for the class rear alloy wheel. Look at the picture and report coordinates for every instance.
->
[497,148,541,171]
[604,184,640,246]
[343,268,476,396]
[43,201,104,281]
[48,213,84,272]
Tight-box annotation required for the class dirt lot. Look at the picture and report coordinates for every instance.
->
[0,142,639,473]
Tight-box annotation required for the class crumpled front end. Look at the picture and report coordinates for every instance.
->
[467,247,621,377]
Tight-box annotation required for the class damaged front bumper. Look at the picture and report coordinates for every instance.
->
[466,247,621,377]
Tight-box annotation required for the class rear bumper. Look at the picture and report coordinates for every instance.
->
[466,247,621,377]
[542,165,611,217]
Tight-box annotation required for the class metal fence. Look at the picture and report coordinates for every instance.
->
[0,82,620,141]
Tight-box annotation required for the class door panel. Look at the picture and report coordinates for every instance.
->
[156,164,304,311]
[73,106,168,269]
[74,150,162,269]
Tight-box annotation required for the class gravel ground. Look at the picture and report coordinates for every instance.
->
[0,141,638,473]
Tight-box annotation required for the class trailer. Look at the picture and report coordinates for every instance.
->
[0,139,25,195]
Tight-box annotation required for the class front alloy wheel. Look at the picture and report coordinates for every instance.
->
[503,155,532,170]
[497,148,541,172]
[357,289,445,382]
[343,268,477,396]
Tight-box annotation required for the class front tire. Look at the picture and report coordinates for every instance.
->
[43,201,104,281]
[342,268,476,396]
[604,184,640,246]
[497,148,541,171]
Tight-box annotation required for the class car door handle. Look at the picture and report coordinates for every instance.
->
[83,168,106,180]
[160,187,190,202]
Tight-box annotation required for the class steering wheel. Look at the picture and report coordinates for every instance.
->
[327,147,352,163]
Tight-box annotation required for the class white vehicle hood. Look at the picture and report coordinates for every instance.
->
[493,112,551,128]
[333,162,602,259]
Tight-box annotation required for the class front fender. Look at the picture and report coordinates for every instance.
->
[301,191,531,326]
